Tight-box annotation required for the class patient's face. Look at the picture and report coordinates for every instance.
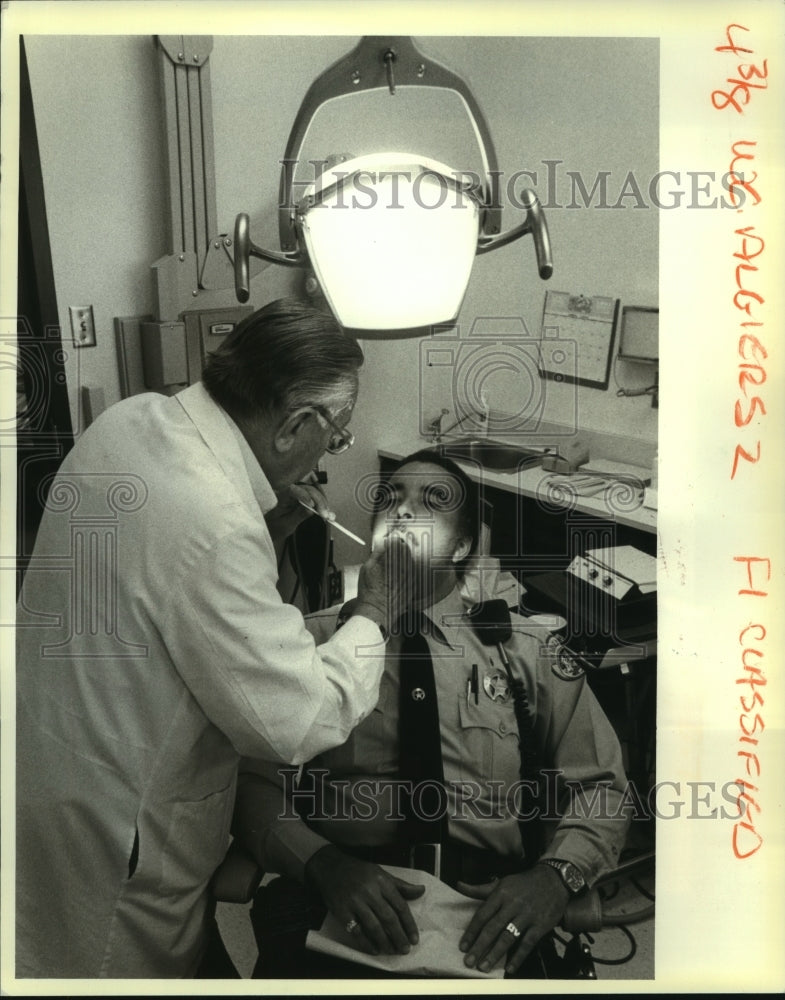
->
[371,461,471,572]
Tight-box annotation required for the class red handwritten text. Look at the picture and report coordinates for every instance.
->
[732,557,770,858]
[730,221,767,479]
[712,24,768,113]
[726,140,760,207]
[714,28,769,480]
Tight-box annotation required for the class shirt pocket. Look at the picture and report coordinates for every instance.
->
[456,693,521,787]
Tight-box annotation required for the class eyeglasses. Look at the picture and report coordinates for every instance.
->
[311,406,355,455]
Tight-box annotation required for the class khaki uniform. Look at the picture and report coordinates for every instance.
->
[243,586,629,886]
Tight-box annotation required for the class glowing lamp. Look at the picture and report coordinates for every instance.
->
[296,153,481,330]
[233,37,552,335]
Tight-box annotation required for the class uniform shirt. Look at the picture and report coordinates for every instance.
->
[242,587,630,888]
[15,383,385,978]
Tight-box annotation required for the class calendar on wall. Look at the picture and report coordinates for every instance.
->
[537,291,620,390]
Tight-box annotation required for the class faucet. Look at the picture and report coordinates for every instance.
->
[427,408,450,442]
[427,408,488,443]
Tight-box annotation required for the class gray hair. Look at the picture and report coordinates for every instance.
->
[202,298,364,420]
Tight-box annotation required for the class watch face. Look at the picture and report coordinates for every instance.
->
[562,862,585,893]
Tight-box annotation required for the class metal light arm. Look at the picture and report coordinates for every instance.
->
[477,189,553,279]
[233,213,303,303]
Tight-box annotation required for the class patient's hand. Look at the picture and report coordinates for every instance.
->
[456,866,570,975]
[305,844,425,956]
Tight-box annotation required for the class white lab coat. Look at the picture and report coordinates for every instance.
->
[15,383,384,978]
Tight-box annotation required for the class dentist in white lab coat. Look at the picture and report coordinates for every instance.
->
[15,298,410,978]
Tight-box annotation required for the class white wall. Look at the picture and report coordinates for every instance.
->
[25,34,659,564]
[25,36,169,419]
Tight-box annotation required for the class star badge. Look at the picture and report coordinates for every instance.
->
[483,671,511,702]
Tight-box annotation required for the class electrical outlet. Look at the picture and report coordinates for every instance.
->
[69,305,96,347]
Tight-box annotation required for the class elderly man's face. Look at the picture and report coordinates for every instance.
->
[292,398,356,485]
[371,461,471,574]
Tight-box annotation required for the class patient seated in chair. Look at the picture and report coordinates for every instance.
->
[232,449,630,978]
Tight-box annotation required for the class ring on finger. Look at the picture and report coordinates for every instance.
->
[345,918,360,934]
[505,921,522,939]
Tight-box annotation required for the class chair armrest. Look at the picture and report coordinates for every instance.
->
[561,888,603,933]
[562,850,656,933]
[210,838,265,904]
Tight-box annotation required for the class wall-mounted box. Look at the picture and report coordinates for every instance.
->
[181,305,254,384]
[139,306,253,394]
[140,321,188,392]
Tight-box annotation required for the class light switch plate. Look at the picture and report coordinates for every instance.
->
[69,305,96,347]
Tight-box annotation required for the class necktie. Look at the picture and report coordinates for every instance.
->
[396,616,446,845]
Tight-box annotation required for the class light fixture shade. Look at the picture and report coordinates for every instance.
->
[297,153,481,331]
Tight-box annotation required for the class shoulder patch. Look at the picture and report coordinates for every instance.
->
[549,640,585,681]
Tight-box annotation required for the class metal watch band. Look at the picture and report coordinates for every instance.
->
[538,857,585,893]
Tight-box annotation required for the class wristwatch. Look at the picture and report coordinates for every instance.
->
[538,858,586,894]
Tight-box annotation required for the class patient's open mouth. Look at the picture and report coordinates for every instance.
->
[372,524,426,554]
[386,525,420,543]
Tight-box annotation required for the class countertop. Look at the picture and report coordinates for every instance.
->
[378,437,657,535]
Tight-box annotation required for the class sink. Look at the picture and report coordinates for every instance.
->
[437,439,550,472]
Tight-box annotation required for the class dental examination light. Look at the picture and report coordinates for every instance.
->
[233,36,553,335]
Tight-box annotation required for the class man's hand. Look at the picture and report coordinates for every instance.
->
[305,844,425,956]
[265,480,334,548]
[456,865,570,975]
[353,534,416,630]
